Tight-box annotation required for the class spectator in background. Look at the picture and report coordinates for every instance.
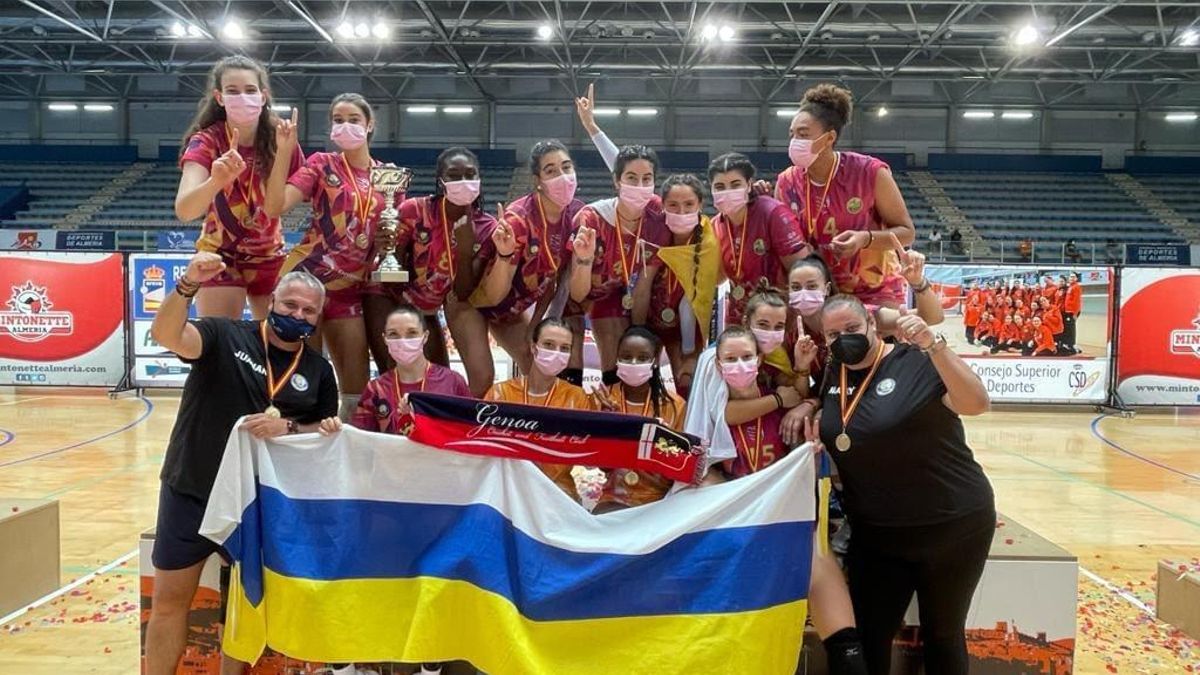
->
[928,226,943,258]
[949,227,963,256]
[1017,237,1033,263]
[1063,238,1082,264]
[1105,238,1122,264]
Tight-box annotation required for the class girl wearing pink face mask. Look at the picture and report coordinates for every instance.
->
[385,147,517,398]
[176,55,305,321]
[349,305,472,435]
[708,153,812,329]
[475,140,587,385]
[486,318,595,498]
[263,93,394,418]
[772,83,916,308]
[568,144,671,388]
[590,326,686,512]
[712,326,792,480]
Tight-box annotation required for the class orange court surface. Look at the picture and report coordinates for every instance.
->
[0,389,1198,674]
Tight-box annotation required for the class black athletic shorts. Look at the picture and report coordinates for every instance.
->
[151,482,231,571]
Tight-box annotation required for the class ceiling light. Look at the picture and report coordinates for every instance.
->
[718,25,735,41]
[1002,111,1034,120]
[83,103,114,112]
[962,110,995,119]
[775,109,799,118]
[372,22,390,40]
[47,103,77,111]
[537,24,554,40]
[1014,24,1040,46]
[700,24,718,41]
[406,106,437,114]
[876,106,889,118]
[442,106,473,114]
[354,23,370,39]
[1178,30,1199,47]
[336,22,355,39]
[221,19,245,41]
[626,108,658,116]
[170,21,186,37]
[1165,112,1198,122]
[593,107,621,117]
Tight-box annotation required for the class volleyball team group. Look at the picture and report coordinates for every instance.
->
[148,54,999,675]
[964,275,1084,357]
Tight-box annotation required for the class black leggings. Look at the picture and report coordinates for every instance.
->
[845,508,995,675]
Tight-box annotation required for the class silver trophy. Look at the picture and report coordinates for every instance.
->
[370,164,415,284]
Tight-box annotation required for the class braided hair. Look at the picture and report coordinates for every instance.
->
[617,325,675,421]
[660,173,707,307]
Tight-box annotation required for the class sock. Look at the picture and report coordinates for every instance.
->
[559,367,583,387]
[601,368,619,387]
[338,394,359,422]
[823,627,868,675]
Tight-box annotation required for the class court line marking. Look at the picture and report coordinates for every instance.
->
[0,397,154,469]
[0,548,138,628]
[996,448,1200,530]
[0,428,13,448]
[1090,414,1200,483]
[0,396,50,407]
[1079,566,1155,617]
[39,454,164,500]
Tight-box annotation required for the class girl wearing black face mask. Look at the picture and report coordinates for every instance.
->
[811,294,995,675]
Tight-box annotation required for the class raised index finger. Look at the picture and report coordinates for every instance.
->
[587,82,595,106]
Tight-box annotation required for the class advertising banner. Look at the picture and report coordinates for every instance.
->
[0,229,54,251]
[1125,244,1191,267]
[156,230,198,252]
[56,230,115,250]
[129,253,199,388]
[0,252,125,386]
[924,264,1113,403]
[1116,268,1200,406]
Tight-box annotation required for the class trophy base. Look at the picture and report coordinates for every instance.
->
[371,269,410,284]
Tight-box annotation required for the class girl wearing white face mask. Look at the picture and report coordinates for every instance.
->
[708,153,813,329]
[486,318,595,498]
[262,93,395,420]
[568,145,672,388]
[773,83,916,308]
[380,147,517,399]
[475,140,587,386]
[176,55,303,321]
[589,326,686,512]
[347,306,471,430]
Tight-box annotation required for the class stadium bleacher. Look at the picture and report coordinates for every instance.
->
[1,149,1196,262]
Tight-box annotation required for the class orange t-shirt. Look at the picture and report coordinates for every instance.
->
[998,323,1019,342]
[485,377,594,498]
[1065,283,1082,314]
[964,302,982,328]
[1042,306,1064,334]
[974,319,993,340]
[595,384,688,510]
[1034,325,1057,354]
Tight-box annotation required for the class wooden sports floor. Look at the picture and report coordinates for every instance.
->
[0,388,1197,674]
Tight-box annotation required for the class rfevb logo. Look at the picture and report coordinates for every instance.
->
[0,281,73,343]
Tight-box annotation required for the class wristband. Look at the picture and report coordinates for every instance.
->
[575,257,594,266]
[498,251,515,260]
[175,276,200,299]
[772,392,784,409]
[866,230,874,247]
[912,278,931,294]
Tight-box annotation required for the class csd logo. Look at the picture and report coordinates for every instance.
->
[1068,366,1100,396]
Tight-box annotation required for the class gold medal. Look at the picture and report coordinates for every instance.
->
[355,232,369,249]
[661,307,676,323]
[731,285,746,300]
[623,471,640,486]
[260,321,305,421]
[622,294,634,310]
[265,405,282,419]
[835,433,851,452]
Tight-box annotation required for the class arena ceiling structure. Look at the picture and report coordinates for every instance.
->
[0,1,1197,111]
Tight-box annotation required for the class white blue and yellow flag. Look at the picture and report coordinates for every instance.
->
[200,422,816,674]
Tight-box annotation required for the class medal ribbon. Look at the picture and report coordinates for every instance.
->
[838,339,886,436]
[439,198,458,284]
[533,194,560,274]
[736,419,763,473]
[392,364,430,430]
[340,154,376,231]
[803,152,841,240]
[260,320,305,408]
[619,387,652,417]
[614,213,644,290]
[522,376,558,407]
